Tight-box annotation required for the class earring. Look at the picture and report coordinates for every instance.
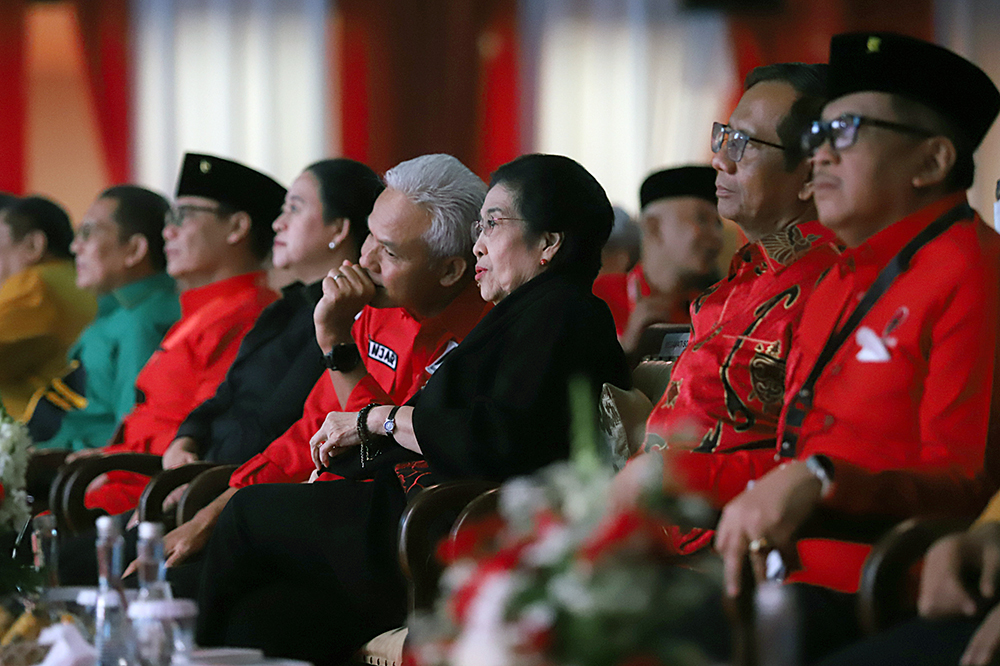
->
[328,241,337,250]
[540,258,548,266]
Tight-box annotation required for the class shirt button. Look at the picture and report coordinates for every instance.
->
[829,363,842,375]
[824,415,836,430]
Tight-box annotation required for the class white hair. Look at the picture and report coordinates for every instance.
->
[384,154,486,259]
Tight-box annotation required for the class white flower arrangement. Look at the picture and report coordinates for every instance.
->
[410,456,721,666]
[0,401,32,535]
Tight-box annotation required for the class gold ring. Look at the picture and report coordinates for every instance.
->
[748,537,770,553]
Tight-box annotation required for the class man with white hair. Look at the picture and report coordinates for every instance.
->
[155,154,492,584]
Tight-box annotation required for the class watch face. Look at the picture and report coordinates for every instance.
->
[385,420,395,434]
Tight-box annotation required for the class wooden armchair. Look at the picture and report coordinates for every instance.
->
[728,512,970,666]
[356,480,500,666]
[25,448,71,514]
[137,462,236,527]
[48,452,162,534]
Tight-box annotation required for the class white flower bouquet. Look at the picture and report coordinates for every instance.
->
[409,381,721,666]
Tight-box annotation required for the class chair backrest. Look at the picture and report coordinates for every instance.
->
[630,323,690,364]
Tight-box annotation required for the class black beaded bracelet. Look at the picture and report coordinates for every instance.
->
[356,402,381,469]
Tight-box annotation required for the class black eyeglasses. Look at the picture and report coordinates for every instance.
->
[167,204,224,227]
[711,122,785,163]
[801,114,936,155]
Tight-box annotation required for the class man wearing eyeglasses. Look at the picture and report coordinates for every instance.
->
[714,33,1000,661]
[29,186,180,451]
[73,153,281,517]
[616,63,838,552]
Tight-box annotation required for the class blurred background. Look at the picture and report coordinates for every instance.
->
[4,0,999,231]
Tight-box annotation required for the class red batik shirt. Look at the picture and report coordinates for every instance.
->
[778,194,1000,593]
[229,282,491,488]
[85,272,277,515]
[592,263,696,335]
[643,222,838,553]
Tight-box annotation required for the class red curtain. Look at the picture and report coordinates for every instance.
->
[0,1,27,194]
[728,0,933,96]
[73,0,132,184]
[334,0,521,179]
[475,0,520,178]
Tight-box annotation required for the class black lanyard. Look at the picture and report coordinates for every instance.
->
[780,203,974,457]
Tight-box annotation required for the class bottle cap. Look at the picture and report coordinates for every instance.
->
[138,522,164,540]
[95,516,119,538]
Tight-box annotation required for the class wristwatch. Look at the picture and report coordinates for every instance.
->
[383,405,402,443]
[805,454,835,498]
[324,343,361,372]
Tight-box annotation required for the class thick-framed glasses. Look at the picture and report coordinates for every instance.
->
[471,216,526,240]
[167,204,223,227]
[711,122,786,163]
[801,114,936,156]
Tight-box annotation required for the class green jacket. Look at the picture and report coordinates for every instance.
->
[39,272,180,451]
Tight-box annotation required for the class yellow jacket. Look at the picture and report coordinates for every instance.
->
[0,260,96,419]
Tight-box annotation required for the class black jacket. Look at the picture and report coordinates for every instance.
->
[174,280,325,464]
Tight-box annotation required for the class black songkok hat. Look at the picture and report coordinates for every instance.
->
[639,165,717,210]
[176,153,286,228]
[828,32,1000,149]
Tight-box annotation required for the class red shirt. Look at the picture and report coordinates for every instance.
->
[592,263,694,335]
[229,282,491,487]
[85,272,277,515]
[652,222,837,489]
[778,194,1000,593]
[644,221,838,552]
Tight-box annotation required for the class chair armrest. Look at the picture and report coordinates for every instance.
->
[138,462,227,525]
[26,448,70,514]
[857,515,972,634]
[54,453,162,534]
[398,480,499,612]
[177,465,238,525]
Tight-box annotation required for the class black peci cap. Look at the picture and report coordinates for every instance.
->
[639,165,717,210]
[827,32,1000,149]
[176,153,286,228]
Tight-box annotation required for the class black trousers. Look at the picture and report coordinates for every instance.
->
[817,616,979,666]
[195,478,409,666]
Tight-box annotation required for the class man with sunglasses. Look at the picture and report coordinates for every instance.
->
[73,153,281,516]
[714,33,1000,661]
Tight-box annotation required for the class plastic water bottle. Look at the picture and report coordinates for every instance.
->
[136,522,172,601]
[95,516,136,666]
[31,513,59,589]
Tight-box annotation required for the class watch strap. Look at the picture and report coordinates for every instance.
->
[384,405,402,444]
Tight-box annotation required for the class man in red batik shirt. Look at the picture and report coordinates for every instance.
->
[75,153,283,516]
[592,166,723,356]
[156,154,492,577]
[713,32,1000,662]
[617,63,839,554]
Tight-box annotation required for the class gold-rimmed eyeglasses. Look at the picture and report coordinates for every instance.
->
[470,216,526,240]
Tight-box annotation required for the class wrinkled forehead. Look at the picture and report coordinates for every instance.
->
[368,188,433,248]
[731,79,799,142]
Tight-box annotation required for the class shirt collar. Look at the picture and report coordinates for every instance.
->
[731,220,837,276]
[843,192,969,266]
[111,272,176,310]
[179,271,267,317]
